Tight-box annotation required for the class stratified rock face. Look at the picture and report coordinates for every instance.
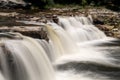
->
[0,0,25,4]
[0,0,47,9]
[0,26,48,40]
[0,0,28,9]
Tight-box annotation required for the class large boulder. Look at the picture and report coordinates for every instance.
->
[0,0,30,9]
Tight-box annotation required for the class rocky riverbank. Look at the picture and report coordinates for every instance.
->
[90,9,120,38]
[0,8,120,39]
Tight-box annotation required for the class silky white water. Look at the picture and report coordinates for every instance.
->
[58,16,106,43]
[46,16,120,80]
[0,16,120,80]
[46,23,118,67]
[45,16,110,61]
[0,72,5,80]
[0,33,55,80]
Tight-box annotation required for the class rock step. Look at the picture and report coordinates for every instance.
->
[0,26,48,40]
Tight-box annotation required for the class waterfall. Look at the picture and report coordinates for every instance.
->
[45,23,118,66]
[0,72,5,80]
[43,16,108,60]
[58,16,106,43]
[45,24,78,60]
[37,39,54,61]
[2,16,120,80]
[45,16,120,80]
[0,33,55,80]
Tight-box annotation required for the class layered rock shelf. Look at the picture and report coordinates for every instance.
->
[0,26,48,40]
[0,8,120,39]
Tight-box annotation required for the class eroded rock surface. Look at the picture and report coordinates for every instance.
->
[0,8,120,39]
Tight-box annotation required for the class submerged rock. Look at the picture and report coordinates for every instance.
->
[52,15,59,24]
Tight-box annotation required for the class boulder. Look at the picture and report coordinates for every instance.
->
[96,25,114,31]
[0,0,30,9]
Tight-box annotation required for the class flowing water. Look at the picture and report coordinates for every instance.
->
[0,33,55,80]
[47,16,120,80]
[0,16,120,80]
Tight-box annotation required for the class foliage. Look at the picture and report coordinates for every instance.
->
[23,0,120,10]
[24,0,54,8]
[81,0,87,6]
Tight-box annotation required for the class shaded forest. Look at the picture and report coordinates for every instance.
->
[23,0,120,11]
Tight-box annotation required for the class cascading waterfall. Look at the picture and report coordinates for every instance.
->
[45,24,78,60]
[44,16,109,60]
[46,22,119,67]
[58,16,106,43]
[46,16,120,80]
[0,33,55,80]
[0,15,120,80]
[37,39,56,61]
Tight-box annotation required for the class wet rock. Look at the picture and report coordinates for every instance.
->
[0,12,19,17]
[0,8,119,38]
[0,26,48,40]
[96,25,118,37]
[113,32,120,38]
[0,0,30,9]
[96,25,114,31]
[92,16,104,25]
[52,15,59,24]
[30,17,40,21]
[93,19,104,25]
[105,31,114,37]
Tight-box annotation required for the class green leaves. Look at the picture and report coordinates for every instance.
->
[23,0,120,10]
